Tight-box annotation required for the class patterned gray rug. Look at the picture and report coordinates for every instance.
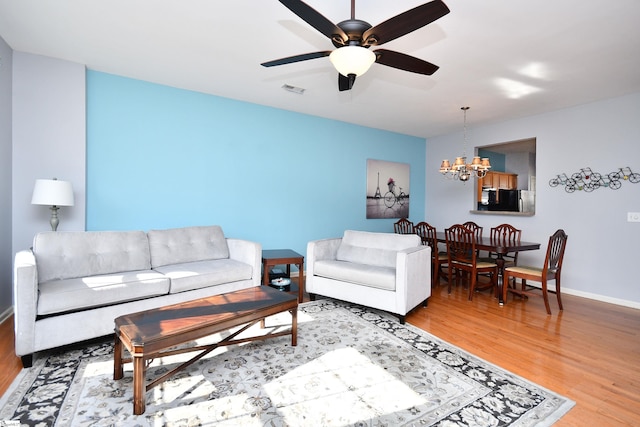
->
[0,299,574,426]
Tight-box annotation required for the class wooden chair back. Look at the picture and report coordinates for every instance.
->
[489,223,522,265]
[544,229,568,277]
[414,221,436,248]
[394,218,414,234]
[415,221,448,288]
[462,221,483,256]
[463,221,483,240]
[446,224,476,265]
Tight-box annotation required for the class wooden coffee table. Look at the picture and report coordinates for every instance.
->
[113,286,298,415]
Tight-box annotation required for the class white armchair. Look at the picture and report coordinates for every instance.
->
[306,230,431,323]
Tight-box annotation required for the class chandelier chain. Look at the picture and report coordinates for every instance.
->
[462,106,469,158]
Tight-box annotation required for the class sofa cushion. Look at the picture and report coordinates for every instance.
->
[148,225,230,268]
[336,245,397,269]
[336,230,421,268]
[313,260,396,291]
[33,231,151,283]
[37,270,170,316]
[153,259,253,294]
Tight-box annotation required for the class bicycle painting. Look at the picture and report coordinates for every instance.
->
[366,159,410,219]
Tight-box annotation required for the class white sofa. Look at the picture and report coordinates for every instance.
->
[306,230,431,323]
[13,225,261,367]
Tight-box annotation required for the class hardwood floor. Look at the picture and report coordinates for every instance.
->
[0,314,22,396]
[1,282,639,426]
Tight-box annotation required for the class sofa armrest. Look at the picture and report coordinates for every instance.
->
[306,238,342,291]
[13,249,38,357]
[227,239,262,287]
[395,245,431,310]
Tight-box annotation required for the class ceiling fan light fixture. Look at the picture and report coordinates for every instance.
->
[329,46,376,77]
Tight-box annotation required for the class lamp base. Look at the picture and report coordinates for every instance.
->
[49,205,60,231]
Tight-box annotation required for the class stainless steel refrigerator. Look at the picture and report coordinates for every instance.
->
[519,190,535,213]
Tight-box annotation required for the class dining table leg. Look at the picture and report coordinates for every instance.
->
[496,256,506,305]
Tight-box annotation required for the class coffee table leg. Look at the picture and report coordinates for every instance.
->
[113,335,123,380]
[133,355,146,415]
[291,308,297,346]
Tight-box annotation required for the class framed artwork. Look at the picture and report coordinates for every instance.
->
[366,159,410,219]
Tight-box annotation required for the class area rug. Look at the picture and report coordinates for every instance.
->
[0,299,574,426]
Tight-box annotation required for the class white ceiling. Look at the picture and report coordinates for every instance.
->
[1,0,639,138]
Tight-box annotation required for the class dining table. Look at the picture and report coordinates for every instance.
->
[436,231,541,304]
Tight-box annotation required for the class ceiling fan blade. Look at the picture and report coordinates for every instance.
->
[278,0,348,45]
[374,49,439,75]
[338,73,356,91]
[261,51,332,67]
[362,0,450,46]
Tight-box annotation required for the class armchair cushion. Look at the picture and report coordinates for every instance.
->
[336,230,420,268]
[336,246,397,269]
[314,260,395,290]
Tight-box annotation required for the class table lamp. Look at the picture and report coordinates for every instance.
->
[31,178,75,231]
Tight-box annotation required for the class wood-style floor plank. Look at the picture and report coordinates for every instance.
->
[1,279,639,426]
[0,315,22,395]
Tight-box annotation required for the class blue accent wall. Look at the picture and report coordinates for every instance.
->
[86,71,425,255]
[478,148,506,172]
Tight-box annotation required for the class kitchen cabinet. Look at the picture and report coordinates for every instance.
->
[477,172,518,203]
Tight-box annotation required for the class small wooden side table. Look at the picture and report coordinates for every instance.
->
[262,249,304,303]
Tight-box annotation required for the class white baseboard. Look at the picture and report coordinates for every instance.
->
[511,280,640,310]
[0,306,14,324]
[562,288,640,310]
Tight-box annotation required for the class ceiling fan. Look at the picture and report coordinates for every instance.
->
[261,0,450,91]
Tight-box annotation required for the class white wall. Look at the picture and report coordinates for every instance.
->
[426,92,640,308]
[0,36,13,316]
[11,52,86,255]
[506,152,531,191]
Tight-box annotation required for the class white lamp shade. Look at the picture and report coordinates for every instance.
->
[31,179,75,206]
[329,46,376,77]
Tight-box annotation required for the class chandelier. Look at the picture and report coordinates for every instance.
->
[439,107,491,181]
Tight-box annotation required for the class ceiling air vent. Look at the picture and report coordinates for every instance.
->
[282,84,305,95]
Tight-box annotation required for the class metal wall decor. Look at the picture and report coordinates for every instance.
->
[549,167,640,192]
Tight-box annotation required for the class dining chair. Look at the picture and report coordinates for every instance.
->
[414,221,448,288]
[503,229,568,315]
[480,223,522,267]
[462,221,483,238]
[463,221,484,257]
[476,223,522,291]
[394,218,415,234]
[445,224,498,300]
